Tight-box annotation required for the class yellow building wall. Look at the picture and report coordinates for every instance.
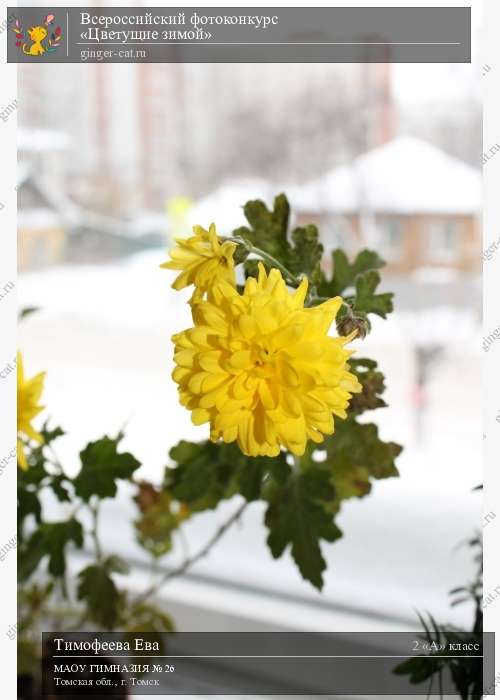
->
[18,226,66,271]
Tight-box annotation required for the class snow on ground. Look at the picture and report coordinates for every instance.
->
[18,251,482,631]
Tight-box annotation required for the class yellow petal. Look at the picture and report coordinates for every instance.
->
[191,408,210,425]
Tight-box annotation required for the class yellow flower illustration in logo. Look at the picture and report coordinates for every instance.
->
[17,352,46,470]
[171,264,361,457]
[161,224,236,303]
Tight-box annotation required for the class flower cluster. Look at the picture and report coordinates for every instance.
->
[163,225,361,457]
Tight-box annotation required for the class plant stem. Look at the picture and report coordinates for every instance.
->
[227,237,302,287]
[90,502,103,562]
[227,236,357,322]
[134,500,248,606]
[46,442,65,474]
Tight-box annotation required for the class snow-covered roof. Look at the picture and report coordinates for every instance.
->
[18,208,62,229]
[289,137,481,216]
[189,178,275,234]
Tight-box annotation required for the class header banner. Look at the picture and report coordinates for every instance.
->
[7,6,471,63]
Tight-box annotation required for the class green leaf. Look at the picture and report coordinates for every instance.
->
[234,195,323,286]
[44,519,84,576]
[40,423,65,445]
[49,475,72,502]
[74,435,141,501]
[317,249,393,332]
[323,419,401,501]
[348,358,388,414]
[18,459,46,486]
[237,451,289,501]
[134,483,186,558]
[77,556,124,630]
[18,489,42,528]
[19,306,40,321]
[318,248,386,297]
[264,469,342,590]
[166,441,233,510]
[393,656,438,684]
[353,269,394,319]
[234,194,290,261]
[166,440,290,511]
[19,518,84,579]
[288,225,324,284]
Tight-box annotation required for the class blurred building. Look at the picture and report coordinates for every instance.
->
[18,127,165,270]
[18,62,394,211]
[18,61,480,275]
[18,173,66,271]
[17,128,69,270]
[291,137,481,274]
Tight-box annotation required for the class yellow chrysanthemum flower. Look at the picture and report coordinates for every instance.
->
[172,264,362,457]
[161,223,236,302]
[17,352,46,470]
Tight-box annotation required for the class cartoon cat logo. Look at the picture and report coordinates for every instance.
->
[12,14,62,56]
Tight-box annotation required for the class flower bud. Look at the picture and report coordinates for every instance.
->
[336,312,369,340]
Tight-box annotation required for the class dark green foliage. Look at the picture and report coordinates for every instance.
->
[318,248,386,297]
[324,419,401,501]
[74,434,141,501]
[234,194,324,286]
[166,439,290,510]
[18,489,42,528]
[19,306,40,320]
[49,474,72,502]
[349,358,388,414]
[19,518,83,579]
[233,194,292,262]
[264,469,342,590]
[18,420,176,659]
[351,269,394,319]
[77,556,128,630]
[288,225,324,284]
[234,196,393,331]
[165,406,401,590]
[134,482,186,557]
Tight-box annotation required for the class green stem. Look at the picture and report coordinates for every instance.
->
[133,500,248,606]
[45,442,65,475]
[89,501,103,562]
[227,237,302,287]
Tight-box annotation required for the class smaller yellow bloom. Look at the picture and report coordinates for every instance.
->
[161,223,236,302]
[17,352,46,470]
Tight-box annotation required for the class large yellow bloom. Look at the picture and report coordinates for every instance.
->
[17,352,45,470]
[161,223,236,302]
[172,264,361,457]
